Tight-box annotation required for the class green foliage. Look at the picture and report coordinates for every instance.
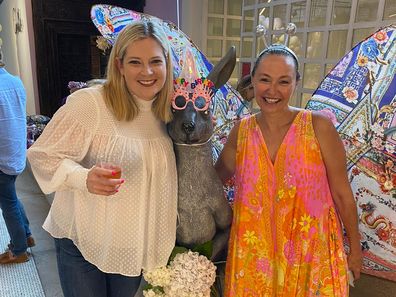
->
[142,283,165,294]
[192,240,213,259]
[169,240,213,263]
[168,246,188,264]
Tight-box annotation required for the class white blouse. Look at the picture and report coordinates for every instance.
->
[27,86,178,276]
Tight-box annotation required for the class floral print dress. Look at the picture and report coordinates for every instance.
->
[225,111,348,296]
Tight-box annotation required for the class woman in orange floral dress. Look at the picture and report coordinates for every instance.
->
[215,45,362,296]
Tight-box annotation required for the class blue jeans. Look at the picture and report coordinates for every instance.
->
[0,171,31,256]
[55,238,142,297]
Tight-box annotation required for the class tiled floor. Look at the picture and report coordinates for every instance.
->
[6,165,396,297]
[0,215,45,297]
[15,164,63,297]
[350,273,396,297]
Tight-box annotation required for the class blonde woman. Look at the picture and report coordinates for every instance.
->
[28,21,177,297]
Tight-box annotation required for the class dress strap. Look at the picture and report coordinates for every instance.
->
[237,115,255,147]
[296,110,315,137]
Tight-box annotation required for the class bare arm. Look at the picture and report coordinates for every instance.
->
[214,121,240,184]
[312,112,362,280]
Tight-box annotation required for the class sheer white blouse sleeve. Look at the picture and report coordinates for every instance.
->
[27,89,99,194]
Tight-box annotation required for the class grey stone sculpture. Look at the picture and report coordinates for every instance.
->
[168,47,236,261]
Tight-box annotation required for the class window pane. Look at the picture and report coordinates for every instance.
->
[303,64,322,89]
[241,62,251,77]
[208,58,218,65]
[228,0,242,16]
[207,40,223,58]
[241,37,253,58]
[355,0,379,22]
[226,40,240,57]
[291,2,306,28]
[230,63,240,82]
[257,6,270,21]
[227,19,241,37]
[383,0,396,20]
[327,30,347,59]
[306,32,324,59]
[289,33,303,57]
[243,10,255,33]
[273,5,287,30]
[208,0,224,14]
[245,0,256,5]
[271,33,286,46]
[266,32,302,57]
[301,93,313,108]
[325,64,335,75]
[309,0,327,27]
[208,17,223,36]
[352,28,375,47]
[256,36,265,56]
[257,7,270,38]
[331,0,352,24]
[289,93,299,107]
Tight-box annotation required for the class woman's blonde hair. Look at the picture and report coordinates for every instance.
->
[103,21,173,122]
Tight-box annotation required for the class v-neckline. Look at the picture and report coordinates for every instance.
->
[253,111,302,168]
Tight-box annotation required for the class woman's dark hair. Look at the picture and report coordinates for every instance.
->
[251,44,301,81]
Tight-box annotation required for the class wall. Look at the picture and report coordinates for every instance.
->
[144,0,178,25]
[145,0,204,50]
[0,0,38,115]
[180,0,204,50]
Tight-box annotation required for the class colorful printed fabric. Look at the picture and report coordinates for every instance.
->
[306,25,396,281]
[90,5,250,162]
[225,111,348,296]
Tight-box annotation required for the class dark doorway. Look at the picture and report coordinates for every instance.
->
[32,0,145,117]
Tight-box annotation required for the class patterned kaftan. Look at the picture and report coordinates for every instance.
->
[225,110,349,296]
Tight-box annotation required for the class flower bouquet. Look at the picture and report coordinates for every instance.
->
[143,243,219,297]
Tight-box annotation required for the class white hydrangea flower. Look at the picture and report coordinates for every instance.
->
[143,266,171,288]
[168,251,216,295]
[143,250,216,297]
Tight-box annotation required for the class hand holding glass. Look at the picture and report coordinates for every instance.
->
[99,162,122,179]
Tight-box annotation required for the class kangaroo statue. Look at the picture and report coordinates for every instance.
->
[168,47,235,261]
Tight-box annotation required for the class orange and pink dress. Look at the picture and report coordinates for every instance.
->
[225,110,348,296]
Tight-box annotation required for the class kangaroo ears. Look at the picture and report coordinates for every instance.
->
[207,46,236,90]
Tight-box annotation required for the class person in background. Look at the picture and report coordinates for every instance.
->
[28,21,177,297]
[236,74,254,103]
[216,44,362,296]
[0,49,35,264]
